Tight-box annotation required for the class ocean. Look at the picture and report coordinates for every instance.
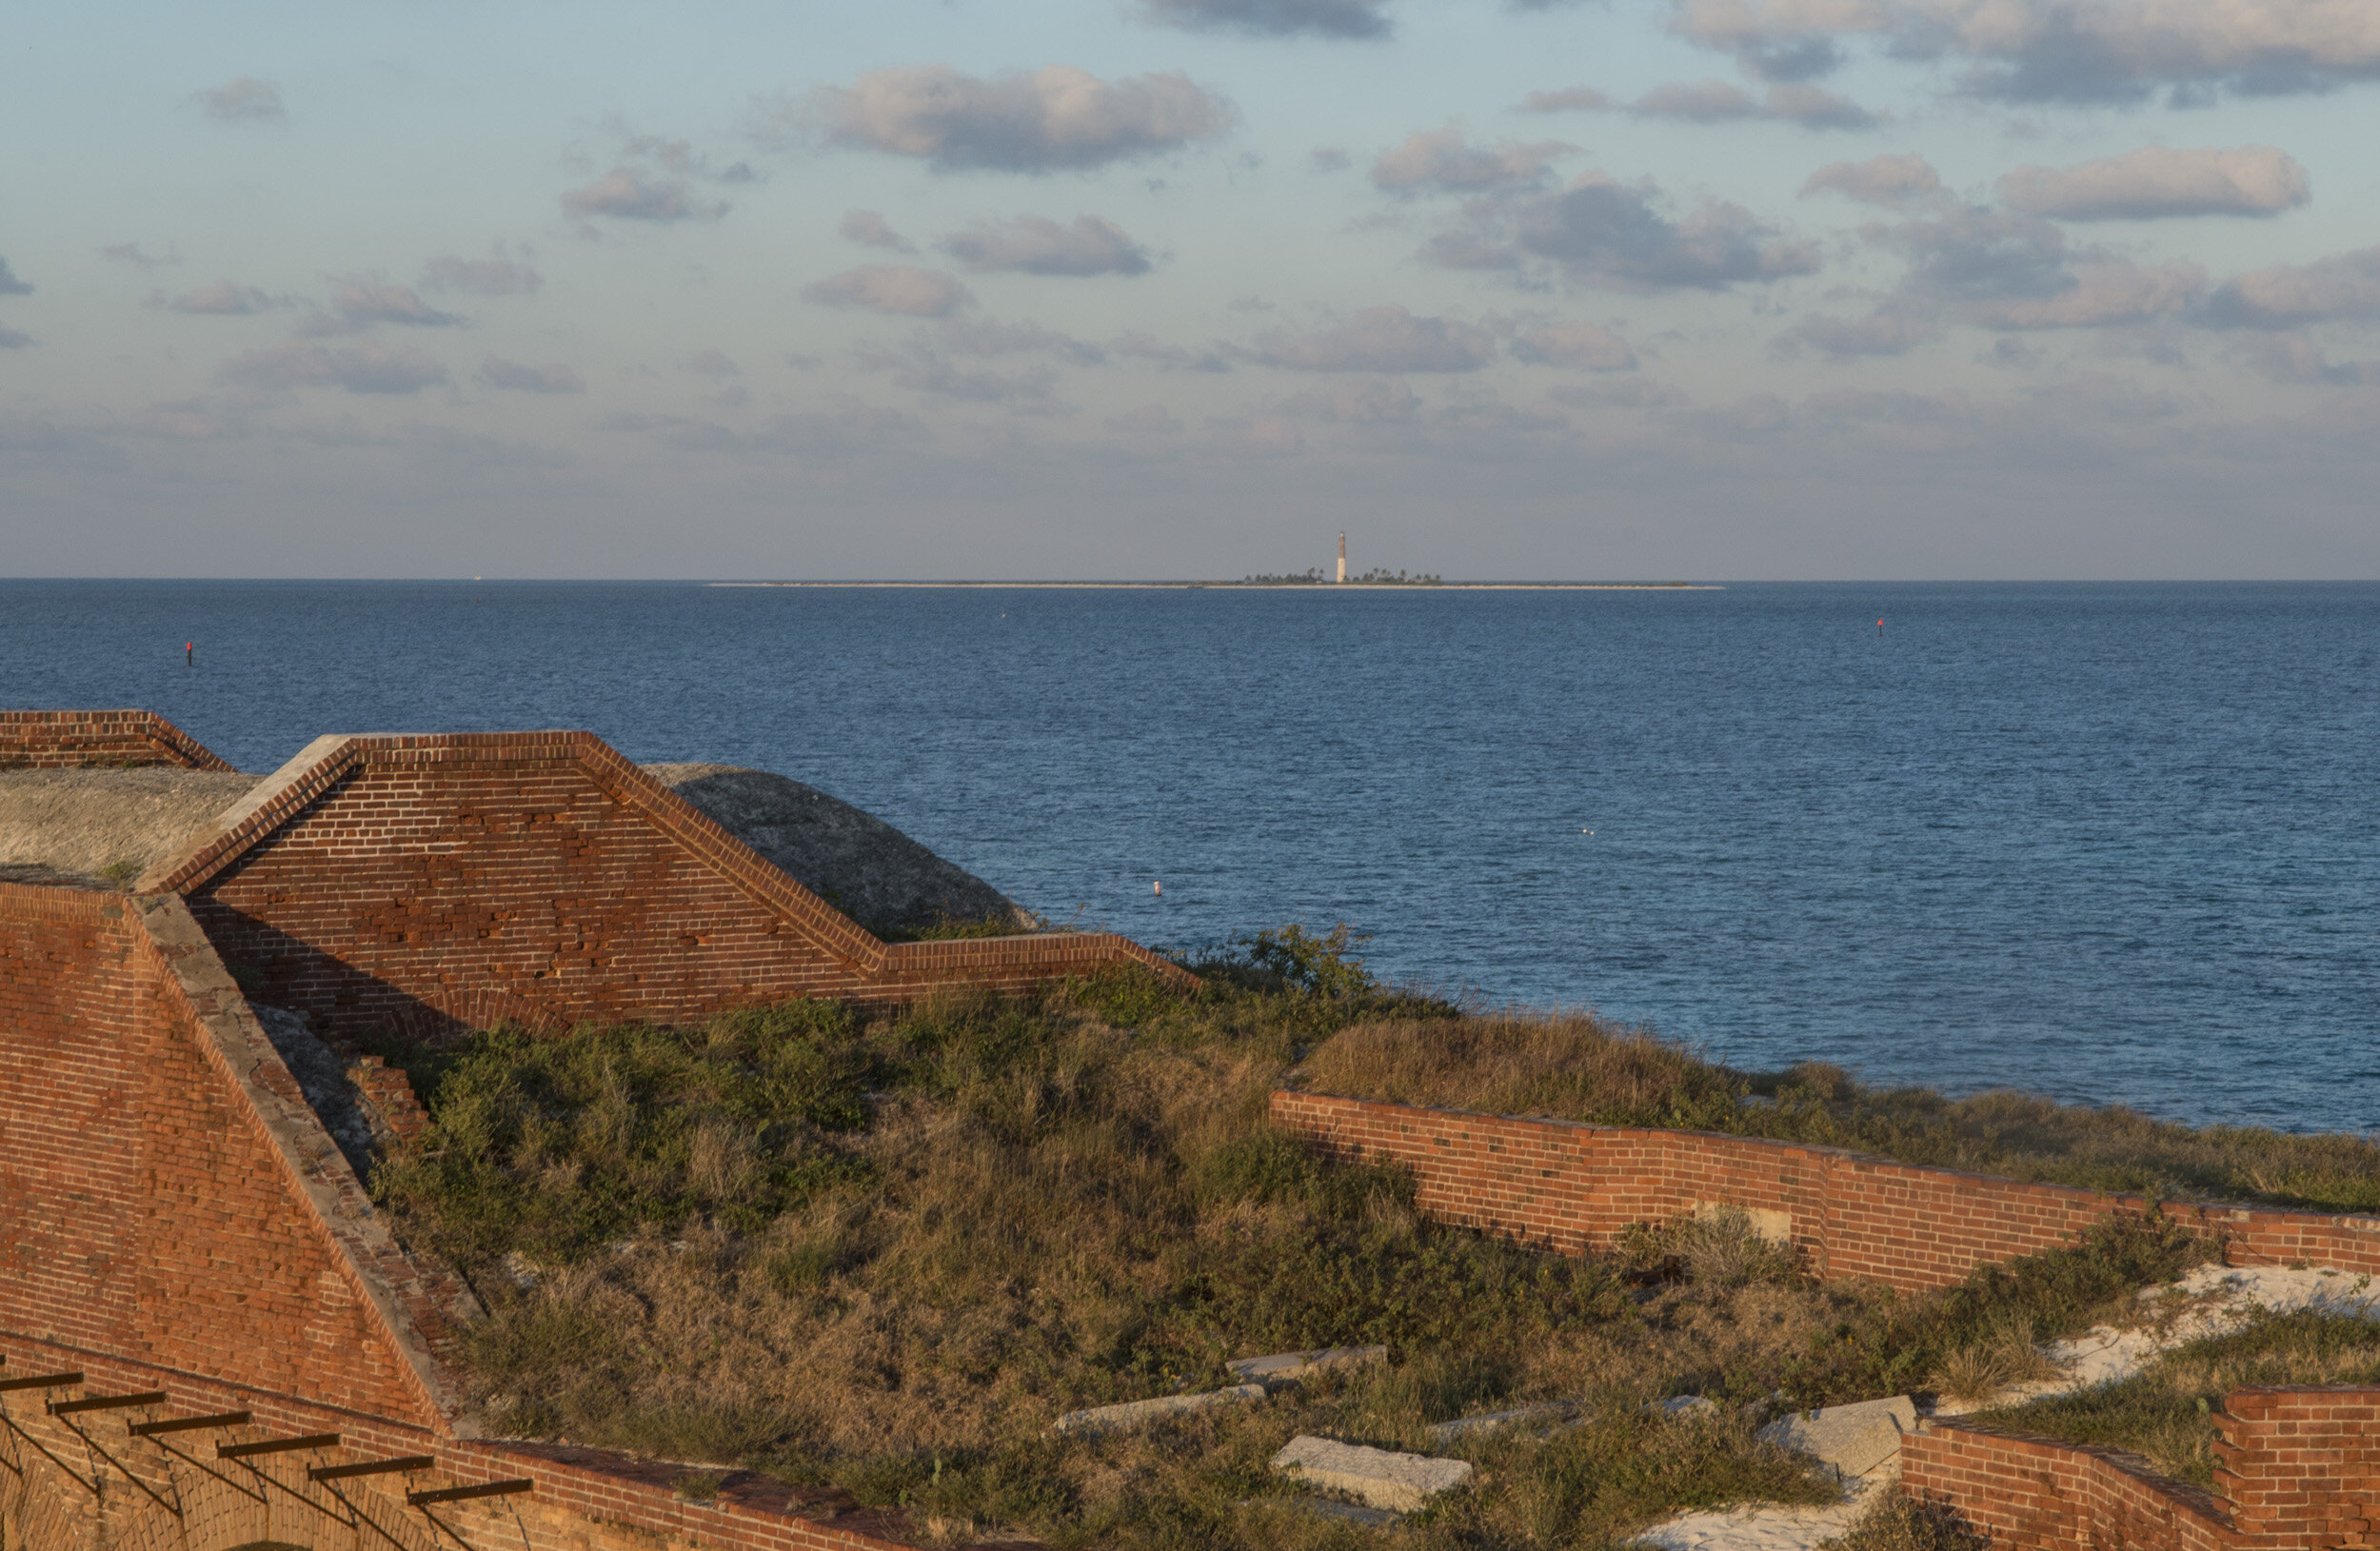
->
[4,578,2372,1133]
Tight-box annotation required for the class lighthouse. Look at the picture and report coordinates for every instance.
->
[1337,531,1346,584]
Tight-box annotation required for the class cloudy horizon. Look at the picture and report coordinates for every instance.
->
[5,0,2379,579]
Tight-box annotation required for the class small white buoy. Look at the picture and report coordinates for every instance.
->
[1153,881,1162,896]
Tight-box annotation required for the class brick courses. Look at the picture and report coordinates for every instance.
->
[1269,1090,2380,1293]
[0,710,233,772]
[139,729,1192,1039]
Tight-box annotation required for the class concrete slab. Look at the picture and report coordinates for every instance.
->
[1755,1396,1916,1481]
[1226,1344,1388,1389]
[1271,1436,1473,1513]
[1425,1402,1574,1442]
[1050,1383,1268,1437]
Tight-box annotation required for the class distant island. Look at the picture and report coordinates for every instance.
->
[710,580,1722,590]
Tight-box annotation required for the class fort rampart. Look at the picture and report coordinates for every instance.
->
[1271,1088,2380,1551]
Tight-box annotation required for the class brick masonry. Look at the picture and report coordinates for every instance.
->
[139,728,1193,1040]
[0,710,234,772]
[1273,1088,2380,1551]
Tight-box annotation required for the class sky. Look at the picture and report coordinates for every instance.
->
[5,0,2380,579]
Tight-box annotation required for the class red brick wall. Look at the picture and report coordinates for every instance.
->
[1269,1091,2380,1294]
[0,884,435,1426]
[2215,1386,2380,1551]
[154,731,1189,1041]
[1903,1421,2230,1551]
[0,709,232,771]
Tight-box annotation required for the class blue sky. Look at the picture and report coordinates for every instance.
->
[5,0,2379,578]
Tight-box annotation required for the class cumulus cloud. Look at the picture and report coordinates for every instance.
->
[218,343,449,394]
[1369,126,1573,193]
[1504,175,1822,289]
[1140,0,1392,36]
[332,280,464,328]
[101,243,176,268]
[421,257,542,294]
[1801,153,1943,204]
[1998,145,2310,220]
[0,258,31,295]
[196,77,284,124]
[1628,78,1879,128]
[1279,376,1421,423]
[1255,306,1497,372]
[1664,0,2380,103]
[1838,206,2206,343]
[2205,246,2380,328]
[942,214,1151,276]
[684,348,743,378]
[1779,308,1947,357]
[804,265,974,317]
[1111,331,1233,371]
[563,169,726,223]
[1509,319,1637,369]
[477,358,585,393]
[820,66,1233,172]
[841,209,915,251]
[0,328,29,350]
[1518,85,1613,112]
[165,282,271,315]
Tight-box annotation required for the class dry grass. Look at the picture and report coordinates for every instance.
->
[364,931,2237,1547]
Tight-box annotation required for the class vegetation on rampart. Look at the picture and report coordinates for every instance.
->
[362,928,2364,1549]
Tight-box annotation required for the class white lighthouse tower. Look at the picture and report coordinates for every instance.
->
[1337,531,1346,584]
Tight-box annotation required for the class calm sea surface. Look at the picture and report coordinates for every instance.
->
[3,579,2373,1133]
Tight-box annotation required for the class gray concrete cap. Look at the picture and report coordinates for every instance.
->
[1756,1396,1917,1481]
[1271,1436,1474,1513]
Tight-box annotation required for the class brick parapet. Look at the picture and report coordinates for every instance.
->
[2214,1386,2380,1551]
[0,709,234,772]
[1268,1090,2380,1293]
[1904,1420,2231,1551]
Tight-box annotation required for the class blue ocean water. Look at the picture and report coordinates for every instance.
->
[3,579,2372,1133]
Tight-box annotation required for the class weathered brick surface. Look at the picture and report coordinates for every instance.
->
[0,710,232,771]
[0,885,440,1426]
[1269,1090,2380,1293]
[142,730,1191,1039]
[2215,1386,2380,1551]
[1903,1420,2231,1551]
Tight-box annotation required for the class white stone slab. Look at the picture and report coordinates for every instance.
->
[1755,1396,1915,1481]
[1425,1402,1574,1442]
[1226,1344,1388,1389]
[1050,1383,1268,1436]
[1271,1435,1474,1513]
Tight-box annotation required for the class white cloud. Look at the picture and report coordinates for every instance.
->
[1998,145,2310,220]
[219,343,449,394]
[942,215,1152,276]
[0,258,31,295]
[1140,0,1393,36]
[0,328,29,350]
[684,348,742,378]
[196,77,284,125]
[421,257,543,294]
[1665,0,2380,102]
[477,358,586,393]
[1509,320,1637,369]
[332,280,464,328]
[841,210,915,251]
[2206,246,2380,328]
[563,169,726,223]
[1503,175,1822,290]
[165,282,271,315]
[1802,153,1943,205]
[804,266,974,317]
[1518,85,1613,112]
[820,66,1234,172]
[1256,306,1497,371]
[1629,78,1878,128]
[1369,126,1573,193]
[1975,260,2205,328]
